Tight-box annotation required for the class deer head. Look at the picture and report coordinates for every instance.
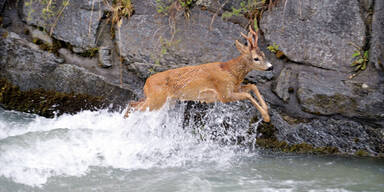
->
[235,26,273,71]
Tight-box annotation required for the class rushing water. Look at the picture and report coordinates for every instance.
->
[0,104,383,192]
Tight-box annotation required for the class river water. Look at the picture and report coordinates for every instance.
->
[0,104,383,192]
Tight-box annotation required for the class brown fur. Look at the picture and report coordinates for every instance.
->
[124,26,272,122]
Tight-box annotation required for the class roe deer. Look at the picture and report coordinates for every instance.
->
[125,26,273,122]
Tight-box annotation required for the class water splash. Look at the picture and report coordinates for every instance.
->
[0,102,261,187]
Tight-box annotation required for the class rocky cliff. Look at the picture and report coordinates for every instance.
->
[0,0,383,157]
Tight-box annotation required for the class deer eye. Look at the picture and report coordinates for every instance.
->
[253,58,259,61]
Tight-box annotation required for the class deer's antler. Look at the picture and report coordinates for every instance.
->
[240,26,259,50]
[249,25,258,48]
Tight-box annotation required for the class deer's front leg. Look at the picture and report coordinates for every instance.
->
[226,92,270,122]
[240,84,268,112]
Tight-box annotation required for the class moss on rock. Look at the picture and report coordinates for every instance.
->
[255,121,340,155]
[0,78,106,118]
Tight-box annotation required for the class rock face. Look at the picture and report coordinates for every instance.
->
[22,0,106,49]
[297,69,384,120]
[260,0,365,72]
[370,0,384,70]
[117,7,245,79]
[269,109,384,155]
[257,0,384,156]
[0,31,135,109]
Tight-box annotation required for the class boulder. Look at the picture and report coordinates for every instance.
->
[296,70,384,120]
[116,7,246,78]
[0,31,135,109]
[22,0,107,49]
[267,109,384,156]
[370,0,384,70]
[260,0,365,72]
[296,70,357,116]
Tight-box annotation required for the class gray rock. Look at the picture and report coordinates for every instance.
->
[296,70,384,120]
[269,109,384,155]
[260,0,365,72]
[130,0,157,15]
[22,0,107,49]
[28,26,53,46]
[45,64,134,106]
[98,46,113,68]
[0,30,135,107]
[72,47,86,54]
[273,67,293,102]
[245,70,274,84]
[195,0,249,27]
[116,7,246,78]
[370,0,384,70]
[297,70,357,116]
[0,33,59,91]
[196,0,243,13]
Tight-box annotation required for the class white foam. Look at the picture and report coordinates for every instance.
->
[0,103,247,187]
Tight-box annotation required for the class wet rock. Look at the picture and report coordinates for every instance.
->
[22,0,107,49]
[273,67,293,102]
[370,0,384,70]
[0,30,135,110]
[260,0,365,72]
[267,110,384,156]
[0,78,106,118]
[182,100,259,146]
[116,7,245,78]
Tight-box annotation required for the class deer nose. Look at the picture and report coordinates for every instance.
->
[267,66,273,71]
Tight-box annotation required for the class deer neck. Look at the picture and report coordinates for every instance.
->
[224,55,252,83]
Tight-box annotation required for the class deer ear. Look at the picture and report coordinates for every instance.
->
[235,40,248,54]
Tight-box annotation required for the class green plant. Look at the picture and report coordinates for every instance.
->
[222,1,247,20]
[351,50,369,71]
[349,47,369,79]
[41,0,56,20]
[79,47,99,57]
[221,0,266,20]
[105,0,134,25]
[156,0,170,15]
[267,42,279,53]
[178,0,193,9]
